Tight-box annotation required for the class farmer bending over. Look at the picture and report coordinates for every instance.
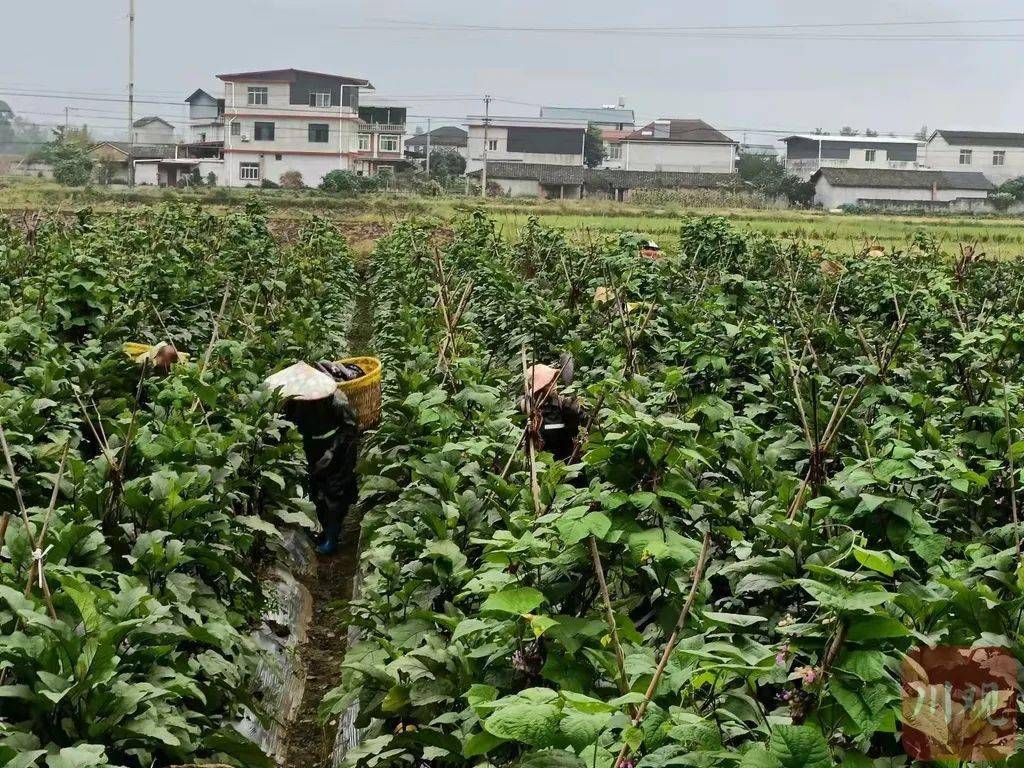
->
[522,357,585,463]
[264,362,360,556]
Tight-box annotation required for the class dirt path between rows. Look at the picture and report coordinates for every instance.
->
[279,255,376,768]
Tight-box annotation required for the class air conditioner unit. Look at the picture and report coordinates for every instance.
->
[240,134,251,142]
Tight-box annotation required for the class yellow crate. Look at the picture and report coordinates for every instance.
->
[336,356,382,431]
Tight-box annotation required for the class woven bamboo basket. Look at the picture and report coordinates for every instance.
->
[336,356,382,431]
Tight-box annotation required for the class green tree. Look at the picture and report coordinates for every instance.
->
[737,152,814,206]
[583,123,606,168]
[32,127,94,186]
[428,149,466,181]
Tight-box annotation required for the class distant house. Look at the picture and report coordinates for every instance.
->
[466,161,740,201]
[356,105,407,175]
[541,105,636,169]
[465,117,586,174]
[811,167,995,211]
[405,126,468,158]
[217,67,373,187]
[782,134,919,179]
[90,141,178,184]
[133,116,175,145]
[184,89,225,146]
[923,130,1024,184]
[619,119,737,173]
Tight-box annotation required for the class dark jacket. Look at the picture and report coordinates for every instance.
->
[535,395,585,462]
[285,393,360,538]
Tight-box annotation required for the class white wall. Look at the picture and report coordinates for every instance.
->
[465,126,583,173]
[488,178,542,197]
[622,141,735,173]
[134,163,159,186]
[814,176,990,209]
[922,134,1024,184]
[223,151,345,188]
[220,79,361,187]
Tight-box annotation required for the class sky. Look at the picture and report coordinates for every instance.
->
[3,0,1024,146]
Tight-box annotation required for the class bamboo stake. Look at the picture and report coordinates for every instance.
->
[1005,380,1021,568]
[612,530,713,768]
[589,536,632,707]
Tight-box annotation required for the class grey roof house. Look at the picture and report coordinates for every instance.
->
[924,129,1024,183]
[781,134,920,179]
[467,161,741,201]
[540,105,635,130]
[405,126,468,157]
[811,167,995,211]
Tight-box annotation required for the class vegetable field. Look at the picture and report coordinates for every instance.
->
[4,203,1024,768]
[331,214,1024,767]
[0,203,356,767]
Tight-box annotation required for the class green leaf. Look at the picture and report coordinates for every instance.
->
[702,610,767,627]
[769,725,832,768]
[560,710,611,749]
[45,745,107,768]
[484,703,561,747]
[462,730,505,757]
[853,546,894,576]
[794,579,893,612]
[481,587,545,615]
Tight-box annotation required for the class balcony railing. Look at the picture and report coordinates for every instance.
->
[360,123,405,133]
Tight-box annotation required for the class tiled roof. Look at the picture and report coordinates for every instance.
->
[90,142,178,159]
[813,167,995,191]
[933,130,1024,148]
[133,116,172,128]
[468,163,740,190]
[466,162,585,184]
[405,126,467,148]
[625,119,736,144]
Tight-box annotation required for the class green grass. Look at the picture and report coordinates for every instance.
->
[5,176,1024,256]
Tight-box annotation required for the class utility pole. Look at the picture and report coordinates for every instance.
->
[127,0,136,188]
[64,106,69,133]
[481,94,491,197]
[425,117,431,176]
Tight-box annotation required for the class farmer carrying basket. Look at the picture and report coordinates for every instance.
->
[264,357,381,555]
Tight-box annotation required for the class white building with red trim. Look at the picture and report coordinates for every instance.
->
[215,68,373,188]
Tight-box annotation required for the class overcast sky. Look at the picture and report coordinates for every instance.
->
[4,0,1024,145]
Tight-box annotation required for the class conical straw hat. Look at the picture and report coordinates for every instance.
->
[526,363,560,395]
[264,362,337,401]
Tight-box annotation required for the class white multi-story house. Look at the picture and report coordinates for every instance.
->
[217,68,373,187]
[781,134,920,179]
[620,119,737,173]
[465,116,586,174]
[922,130,1024,184]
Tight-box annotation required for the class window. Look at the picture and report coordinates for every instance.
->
[358,133,371,151]
[960,149,973,165]
[239,162,260,181]
[994,150,1006,166]
[231,122,241,136]
[864,149,876,162]
[309,123,330,143]
[199,132,207,142]
[379,134,400,152]
[254,122,275,141]
[247,87,268,106]
[275,154,282,161]
[607,143,622,160]
[309,92,332,107]
[487,139,498,151]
